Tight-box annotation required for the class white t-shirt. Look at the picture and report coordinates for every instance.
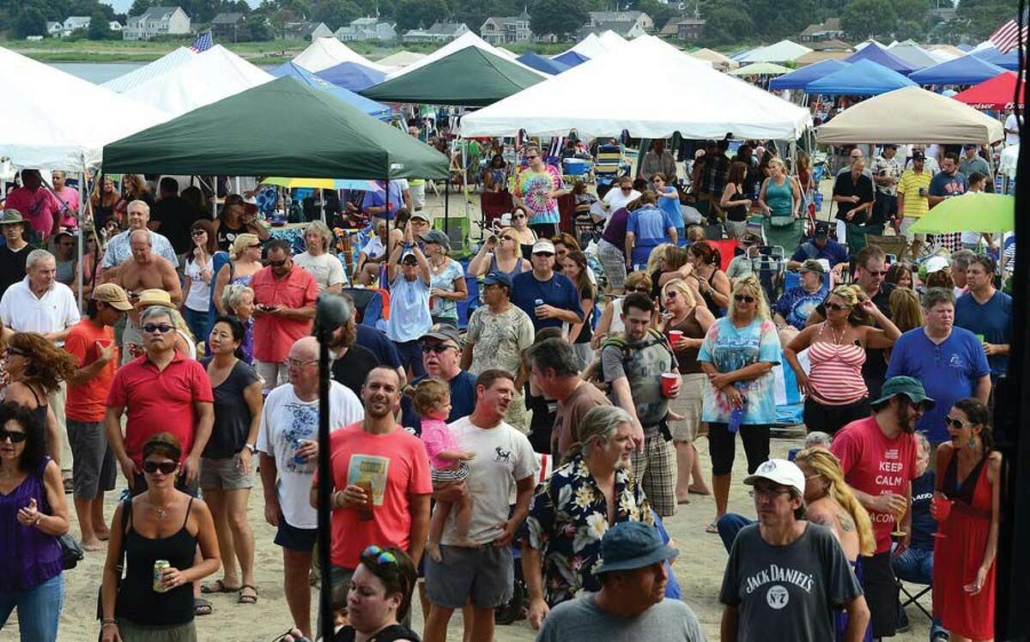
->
[256,380,364,529]
[440,416,537,546]
[184,256,213,312]
[294,251,348,292]
[602,189,641,218]
[361,237,387,261]
[1005,113,1021,145]
[0,278,80,342]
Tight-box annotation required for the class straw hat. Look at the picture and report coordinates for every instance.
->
[135,289,176,310]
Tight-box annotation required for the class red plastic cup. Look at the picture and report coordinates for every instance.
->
[661,373,678,397]
[668,330,684,343]
[96,339,113,349]
[932,496,953,522]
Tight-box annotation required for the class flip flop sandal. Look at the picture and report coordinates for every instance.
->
[705,521,719,534]
[193,598,213,616]
[238,584,259,605]
[201,579,240,594]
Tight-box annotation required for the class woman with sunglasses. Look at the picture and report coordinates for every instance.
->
[199,316,262,606]
[784,285,900,435]
[686,241,731,317]
[698,275,780,534]
[421,230,466,327]
[508,206,538,261]
[386,223,432,378]
[2,332,78,469]
[930,398,1000,642]
[591,271,651,350]
[213,233,263,316]
[213,194,269,253]
[183,220,218,344]
[660,279,714,503]
[100,433,221,642]
[0,402,70,642]
[467,227,530,280]
[651,173,685,246]
[513,145,565,238]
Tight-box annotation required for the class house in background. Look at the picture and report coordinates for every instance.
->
[799,18,843,42]
[283,21,334,41]
[211,13,246,41]
[46,22,63,37]
[402,22,468,44]
[480,11,533,45]
[109,21,123,32]
[62,16,92,35]
[122,6,191,41]
[587,10,653,34]
[335,17,396,42]
[659,17,705,41]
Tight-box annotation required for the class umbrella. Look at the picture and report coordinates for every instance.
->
[261,177,381,191]
[909,193,1014,234]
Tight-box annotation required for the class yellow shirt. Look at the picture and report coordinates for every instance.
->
[897,169,932,218]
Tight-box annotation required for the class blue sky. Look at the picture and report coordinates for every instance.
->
[101,0,260,13]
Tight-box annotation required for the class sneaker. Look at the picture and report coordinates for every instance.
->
[930,631,950,642]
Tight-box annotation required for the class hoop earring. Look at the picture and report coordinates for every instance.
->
[968,436,979,450]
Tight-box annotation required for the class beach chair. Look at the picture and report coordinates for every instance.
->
[593,144,628,188]
[751,246,786,303]
[867,233,908,262]
[435,216,472,258]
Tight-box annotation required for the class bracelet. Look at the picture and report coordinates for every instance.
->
[101,619,118,627]
[33,514,43,528]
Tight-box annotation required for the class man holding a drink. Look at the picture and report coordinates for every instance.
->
[897,150,933,257]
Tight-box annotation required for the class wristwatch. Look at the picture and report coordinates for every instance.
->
[245,443,256,454]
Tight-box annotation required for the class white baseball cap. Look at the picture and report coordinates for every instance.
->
[744,459,805,496]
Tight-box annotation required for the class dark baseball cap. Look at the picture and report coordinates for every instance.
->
[483,271,512,289]
[911,151,926,161]
[421,323,460,345]
[814,221,830,237]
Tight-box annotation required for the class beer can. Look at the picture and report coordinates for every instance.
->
[153,559,170,593]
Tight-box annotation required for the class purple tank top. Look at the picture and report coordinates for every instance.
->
[0,457,63,593]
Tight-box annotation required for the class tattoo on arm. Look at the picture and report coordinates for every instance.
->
[837,511,856,532]
[808,512,833,527]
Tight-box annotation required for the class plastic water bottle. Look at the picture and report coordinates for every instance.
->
[728,397,746,434]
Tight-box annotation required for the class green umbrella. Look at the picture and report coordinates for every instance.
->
[909,192,1014,234]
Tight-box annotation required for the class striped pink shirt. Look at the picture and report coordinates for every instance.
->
[807,338,868,405]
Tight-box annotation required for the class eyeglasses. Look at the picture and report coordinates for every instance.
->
[363,545,398,566]
[142,324,174,334]
[286,358,318,368]
[626,286,650,294]
[423,343,456,354]
[268,259,288,268]
[945,417,971,429]
[0,429,27,444]
[749,486,791,499]
[191,230,207,237]
[825,302,849,311]
[734,294,756,303]
[142,460,177,475]
[5,347,26,357]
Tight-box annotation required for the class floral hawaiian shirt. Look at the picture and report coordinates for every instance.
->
[519,456,652,606]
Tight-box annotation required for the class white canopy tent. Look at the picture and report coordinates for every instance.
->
[739,39,812,63]
[375,50,426,68]
[293,37,387,73]
[815,86,1004,144]
[461,36,810,140]
[385,31,545,79]
[103,46,196,93]
[123,45,273,117]
[0,46,170,170]
[598,30,629,51]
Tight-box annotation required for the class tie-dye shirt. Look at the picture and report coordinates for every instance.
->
[698,317,781,425]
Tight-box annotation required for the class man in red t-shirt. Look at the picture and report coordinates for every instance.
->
[314,365,432,620]
[832,375,929,639]
[66,284,133,550]
[3,170,60,241]
[251,238,318,389]
[105,305,214,495]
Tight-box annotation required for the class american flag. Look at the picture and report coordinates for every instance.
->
[989,12,1028,54]
[189,31,213,53]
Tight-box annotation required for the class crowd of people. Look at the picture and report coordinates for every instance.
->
[0,135,1008,642]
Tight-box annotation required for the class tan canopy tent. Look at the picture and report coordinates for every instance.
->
[815,86,1004,144]
[690,47,740,70]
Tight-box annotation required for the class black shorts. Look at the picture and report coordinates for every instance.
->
[858,550,898,638]
[274,514,318,552]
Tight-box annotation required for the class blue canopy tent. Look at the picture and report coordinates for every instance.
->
[552,50,589,67]
[909,55,1007,86]
[270,62,391,119]
[517,52,569,75]
[770,59,851,90]
[806,59,918,96]
[316,61,387,92]
[844,43,919,75]
[971,46,1020,71]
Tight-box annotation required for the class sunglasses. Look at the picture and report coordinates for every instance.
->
[363,545,398,566]
[142,324,174,334]
[945,417,971,429]
[248,244,262,249]
[4,347,26,357]
[423,343,457,354]
[734,294,756,303]
[825,302,850,311]
[500,236,516,242]
[513,213,527,219]
[191,230,207,237]
[526,155,539,160]
[863,269,888,276]
[626,286,650,294]
[0,429,27,444]
[268,259,288,268]
[142,460,177,475]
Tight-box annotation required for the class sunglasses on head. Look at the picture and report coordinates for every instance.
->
[5,346,26,357]
[363,545,398,566]
[0,429,27,444]
[734,294,756,303]
[142,460,177,475]
[423,343,456,354]
[142,324,174,334]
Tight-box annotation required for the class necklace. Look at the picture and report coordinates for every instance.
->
[828,323,847,345]
[152,501,172,520]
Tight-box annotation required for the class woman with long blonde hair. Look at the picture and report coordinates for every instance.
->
[212,233,263,315]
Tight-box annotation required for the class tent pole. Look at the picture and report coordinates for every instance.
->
[77,160,86,308]
[384,178,390,223]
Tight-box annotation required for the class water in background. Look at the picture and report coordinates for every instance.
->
[51,62,145,84]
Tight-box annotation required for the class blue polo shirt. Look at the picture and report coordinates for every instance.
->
[627,205,677,267]
[955,290,1011,376]
[791,238,849,265]
[511,270,582,331]
[885,327,990,444]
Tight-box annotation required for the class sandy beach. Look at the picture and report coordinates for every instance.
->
[0,429,934,642]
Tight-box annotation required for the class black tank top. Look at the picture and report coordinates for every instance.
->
[216,221,246,252]
[116,497,197,626]
[24,384,48,434]
[335,623,421,642]
[726,183,748,222]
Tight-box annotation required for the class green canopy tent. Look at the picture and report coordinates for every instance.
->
[102,77,448,179]
[360,46,545,107]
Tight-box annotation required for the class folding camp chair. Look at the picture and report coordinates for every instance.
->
[435,216,471,258]
[897,577,933,623]
[867,234,909,262]
[593,144,628,188]
[751,246,786,303]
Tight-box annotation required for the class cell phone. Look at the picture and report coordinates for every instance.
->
[759,246,774,256]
